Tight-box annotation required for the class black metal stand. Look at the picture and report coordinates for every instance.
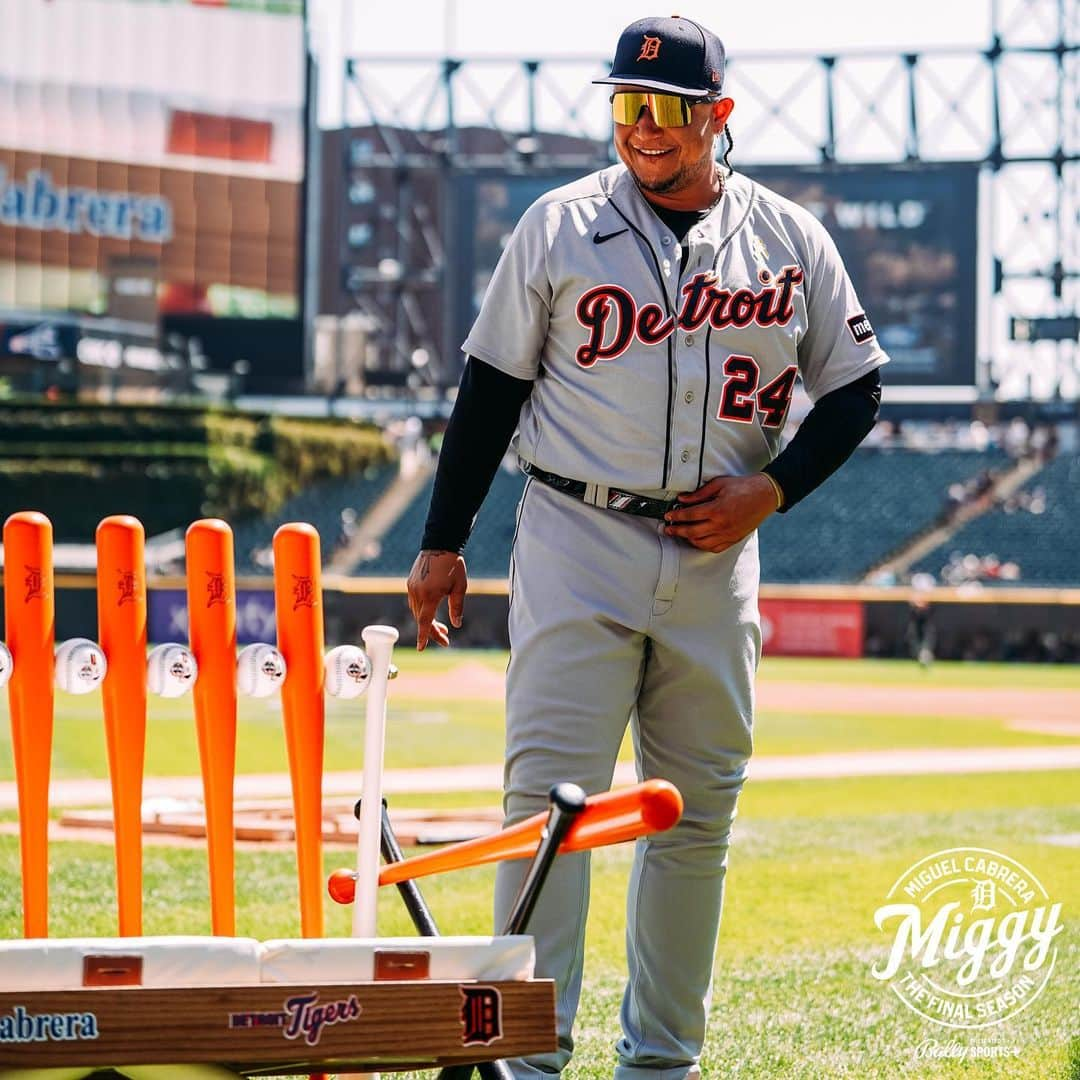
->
[356,784,587,1080]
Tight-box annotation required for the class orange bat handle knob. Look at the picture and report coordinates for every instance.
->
[328,868,358,905]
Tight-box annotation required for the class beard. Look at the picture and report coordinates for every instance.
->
[629,151,715,196]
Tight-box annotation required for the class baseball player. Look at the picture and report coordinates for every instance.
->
[408,15,886,1078]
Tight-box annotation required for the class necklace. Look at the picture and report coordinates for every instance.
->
[636,166,726,216]
[706,168,725,211]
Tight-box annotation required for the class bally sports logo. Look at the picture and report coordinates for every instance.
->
[871,847,1063,1029]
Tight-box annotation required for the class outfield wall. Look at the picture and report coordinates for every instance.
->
[14,578,1080,664]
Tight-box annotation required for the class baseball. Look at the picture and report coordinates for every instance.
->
[0,642,12,689]
[323,644,371,699]
[147,643,198,698]
[237,642,287,698]
[54,638,107,695]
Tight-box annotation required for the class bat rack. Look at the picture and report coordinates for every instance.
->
[364,783,587,1080]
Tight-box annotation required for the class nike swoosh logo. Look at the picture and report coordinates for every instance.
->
[593,228,629,244]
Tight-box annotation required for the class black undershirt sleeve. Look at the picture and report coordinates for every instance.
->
[762,367,882,512]
[421,357,533,552]
[423,288,879,547]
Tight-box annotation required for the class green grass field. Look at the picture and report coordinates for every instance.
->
[1,654,1078,1077]
[2,653,1079,782]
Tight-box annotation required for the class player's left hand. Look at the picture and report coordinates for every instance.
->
[664,473,779,553]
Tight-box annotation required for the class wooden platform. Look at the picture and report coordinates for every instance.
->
[0,979,556,1073]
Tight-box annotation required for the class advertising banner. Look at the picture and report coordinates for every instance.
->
[760,598,865,658]
[149,588,277,646]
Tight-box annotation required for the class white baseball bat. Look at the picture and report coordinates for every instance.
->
[353,625,399,939]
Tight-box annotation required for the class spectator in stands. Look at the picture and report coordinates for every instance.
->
[945,481,968,516]
[940,467,1002,523]
[967,420,991,453]
[1001,485,1047,515]
[938,550,1020,586]
[251,545,274,570]
[1028,424,1059,463]
[1004,417,1030,460]
[337,508,358,551]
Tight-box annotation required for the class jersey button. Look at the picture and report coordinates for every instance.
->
[662,236,672,246]
[684,391,695,404]
[680,449,690,463]
[685,335,695,346]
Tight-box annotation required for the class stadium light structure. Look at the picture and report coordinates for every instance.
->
[330,0,1078,403]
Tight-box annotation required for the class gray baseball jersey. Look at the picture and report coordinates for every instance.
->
[463,165,888,494]
[467,162,888,1080]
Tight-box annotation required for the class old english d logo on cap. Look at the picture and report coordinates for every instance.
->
[637,35,661,61]
[593,15,726,98]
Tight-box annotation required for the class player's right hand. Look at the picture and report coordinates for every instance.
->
[406,549,468,650]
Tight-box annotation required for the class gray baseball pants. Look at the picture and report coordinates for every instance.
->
[493,480,759,1078]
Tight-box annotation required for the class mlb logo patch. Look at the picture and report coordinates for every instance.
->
[846,313,875,344]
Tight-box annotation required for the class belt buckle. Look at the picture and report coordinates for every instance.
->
[606,489,672,519]
[605,489,642,513]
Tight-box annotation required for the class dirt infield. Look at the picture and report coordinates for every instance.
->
[393,661,506,701]
[394,662,1080,734]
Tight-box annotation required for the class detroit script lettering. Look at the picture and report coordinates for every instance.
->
[574,265,804,367]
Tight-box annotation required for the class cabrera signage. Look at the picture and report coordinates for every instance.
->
[0,168,173,243]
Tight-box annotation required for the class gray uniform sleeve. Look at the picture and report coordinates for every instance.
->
[797,219,888,402]
[461,199,553,381]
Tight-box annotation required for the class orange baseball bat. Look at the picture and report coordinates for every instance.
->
[273,522,326,938]
[186,518,238,936]
[3,511,55,938]
[328,779,683,904]
[96,515,147,936]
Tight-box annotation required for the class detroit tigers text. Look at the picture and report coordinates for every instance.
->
[574,264,804,367]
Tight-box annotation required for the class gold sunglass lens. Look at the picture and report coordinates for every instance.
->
[611,92,691,128]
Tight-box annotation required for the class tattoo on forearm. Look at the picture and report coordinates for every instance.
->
[417,550,455,582]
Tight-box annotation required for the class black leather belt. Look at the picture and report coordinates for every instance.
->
[521,462,678,521]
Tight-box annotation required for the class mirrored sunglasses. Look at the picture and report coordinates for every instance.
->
[610,91,702,128]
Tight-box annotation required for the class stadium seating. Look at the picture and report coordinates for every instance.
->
[757,447,1008,583]
[231,462,397,574]
[909,452,1080,586]
[354,462,527,577]
[352,473,437,576]
[352,448,1013,583]
[756,444,1006,583]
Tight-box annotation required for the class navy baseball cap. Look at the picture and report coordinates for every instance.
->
[593,15,726,98]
